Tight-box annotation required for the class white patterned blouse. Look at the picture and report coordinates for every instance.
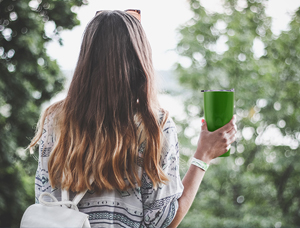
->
[35,111,184,228]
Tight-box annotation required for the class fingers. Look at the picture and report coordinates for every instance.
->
[198,116,237,158]
[227,131,237,145]
[223,120,237,143]
[227,122,237,135]
[201,119,208,131]
[217,119,237,152]
[218,135,235,155]
[217,115,236,133]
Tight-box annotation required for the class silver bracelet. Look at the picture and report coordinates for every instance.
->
[191,157,209,171]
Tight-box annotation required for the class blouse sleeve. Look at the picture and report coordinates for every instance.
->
[35,114,55,203]
[140,116,184,228]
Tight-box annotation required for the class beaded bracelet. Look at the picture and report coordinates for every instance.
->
[191,157,209,171]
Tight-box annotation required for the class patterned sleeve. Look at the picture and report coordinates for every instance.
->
[35,114,55,203]
[140,116,184,228]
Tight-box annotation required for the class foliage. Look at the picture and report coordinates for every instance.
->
[174,0,300,227]
[0,0,87,226]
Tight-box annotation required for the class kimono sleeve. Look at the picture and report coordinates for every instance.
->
[35,114,55,203]
[140,116,184,228]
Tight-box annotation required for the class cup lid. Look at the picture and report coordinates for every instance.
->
[201,89,234,92]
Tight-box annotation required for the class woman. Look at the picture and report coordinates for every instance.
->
[29,10,237,227]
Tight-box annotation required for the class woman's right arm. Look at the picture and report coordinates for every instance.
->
[168,115,237,227]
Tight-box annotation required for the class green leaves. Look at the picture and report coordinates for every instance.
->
[175,0,300,227]
[0,0,86,226]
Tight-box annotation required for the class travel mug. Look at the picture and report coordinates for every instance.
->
[201,89,235,157]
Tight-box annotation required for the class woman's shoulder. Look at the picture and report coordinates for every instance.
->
[42,100,64,126]
[158,109,176,131]
[39,100,65,141]
[157,109,178,149]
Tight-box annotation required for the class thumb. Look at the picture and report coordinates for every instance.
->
[201,119,208,131]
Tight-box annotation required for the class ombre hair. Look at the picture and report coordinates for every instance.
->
[28,10,169,192]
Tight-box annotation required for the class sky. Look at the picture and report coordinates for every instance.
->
[45,0,192,71]
[44,0,300,72]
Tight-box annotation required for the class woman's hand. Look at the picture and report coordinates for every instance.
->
[168,115,237,228]
[194,115,237,164]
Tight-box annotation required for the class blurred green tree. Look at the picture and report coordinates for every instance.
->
[175,0,300,227]
[0,0,87,226]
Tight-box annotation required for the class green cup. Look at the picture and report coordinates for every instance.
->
[201,89,235,157]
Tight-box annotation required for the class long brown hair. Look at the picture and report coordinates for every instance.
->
[28,10,169,192]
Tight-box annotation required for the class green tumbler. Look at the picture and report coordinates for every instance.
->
[201,89,235,157]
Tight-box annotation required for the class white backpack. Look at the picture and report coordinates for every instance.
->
[20,177,94,228]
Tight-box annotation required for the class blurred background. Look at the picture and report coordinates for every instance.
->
[1,0,300,227]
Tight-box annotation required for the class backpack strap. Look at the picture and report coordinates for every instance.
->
[61,188,69,202]
[61,172,69,202]
[61,175,95,207]
[72,175,95,205]
[39,192,80,211]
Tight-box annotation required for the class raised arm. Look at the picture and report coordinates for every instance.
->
[168,115,237,227]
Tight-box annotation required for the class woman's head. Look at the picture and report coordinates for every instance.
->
[29,10,169,192]
[73,10,158,115]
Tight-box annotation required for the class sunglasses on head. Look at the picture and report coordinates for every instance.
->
[95,9,141,22]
